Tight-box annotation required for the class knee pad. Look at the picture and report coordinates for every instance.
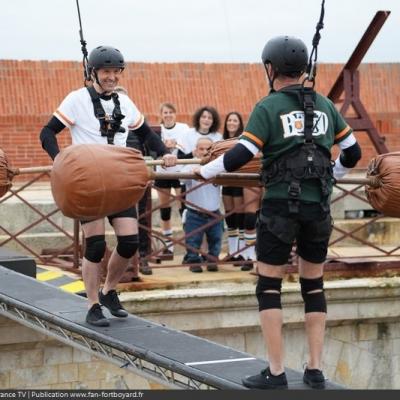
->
[300,276,327,313]
[116,234,139,259]
[85,235,106,263]
[236,213,245,230]
[256,275,283,311]
[225,214,237,229]
[244,212,257,230]
[160,207,172,221]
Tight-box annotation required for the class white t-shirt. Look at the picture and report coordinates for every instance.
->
[180,128,223,155]
[54,87,144,147]
[180,165,221,211]
[156,122,189,173]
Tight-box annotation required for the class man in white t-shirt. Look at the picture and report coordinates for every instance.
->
[39,45,176,327]
[180,137,223,273]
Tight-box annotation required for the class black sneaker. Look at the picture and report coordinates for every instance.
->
[241,260,254,271]
[189,265,203,273]
[86,303,109,327]
[242,367,288,389]
[303,368,326,389]
[206,263,218,272]
[99,289,128,318]
[139,259,153,275]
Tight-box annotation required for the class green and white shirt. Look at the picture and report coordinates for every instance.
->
[241,86,353,202]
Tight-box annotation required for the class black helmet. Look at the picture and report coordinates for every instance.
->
[88,46,125,71]
[261,36,308,75]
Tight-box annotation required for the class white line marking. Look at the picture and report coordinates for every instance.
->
[185,357,256,366]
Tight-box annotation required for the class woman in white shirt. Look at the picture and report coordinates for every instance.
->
[154,103,189,257]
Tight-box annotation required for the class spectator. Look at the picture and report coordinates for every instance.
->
[179,106,222,158]
[181,137,222,273]
[154,103,189,258]
[221,112,245,264]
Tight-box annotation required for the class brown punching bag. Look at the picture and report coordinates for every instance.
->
[0,148,12,198]
[51,144,149,220]
[366,152,400,217]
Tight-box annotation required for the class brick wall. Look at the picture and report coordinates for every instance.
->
[0,60,399,169]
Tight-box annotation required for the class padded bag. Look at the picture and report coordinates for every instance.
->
[366,152,400,217]
[51,144,149,220]
[0,148,12,198]
[203,138,262,187]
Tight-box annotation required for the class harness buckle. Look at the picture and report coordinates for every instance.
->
[288,181,301,198]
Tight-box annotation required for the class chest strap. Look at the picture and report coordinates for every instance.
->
[86,86,125,145]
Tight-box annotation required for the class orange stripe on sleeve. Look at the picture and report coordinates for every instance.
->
[335,125,351,141]
[129,114,144,130]
[242,131,264,148]
[54,110,73,127]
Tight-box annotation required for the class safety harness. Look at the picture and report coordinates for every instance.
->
[86,86,125,145]
[261,0,331,214]
[261,86,334,214]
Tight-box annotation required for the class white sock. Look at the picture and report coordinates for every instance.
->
[163,229,174,252]
[238,229,246,258]
[227,228,239,255]
[245,232,257,260]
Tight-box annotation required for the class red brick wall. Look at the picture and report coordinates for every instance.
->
[1,60,399,171]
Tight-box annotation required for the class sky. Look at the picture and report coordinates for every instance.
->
[1,0,399,63]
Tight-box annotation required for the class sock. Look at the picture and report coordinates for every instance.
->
[238,229,246,258]
[227,228,239,256]
[163,229,173,252]
[245,231,256,260]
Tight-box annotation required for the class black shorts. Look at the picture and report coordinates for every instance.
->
[80,207,137,226]
[154,179,181,189]
[222,186,244,197]
[256,200,332,265]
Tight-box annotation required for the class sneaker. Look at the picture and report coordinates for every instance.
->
[242,367,288,390]
[189,265,203,273]
[139,259,153,275]
[303,368,326,389]
[241,259,254,271]
[86,303,109,327]
[99,289,128,318]
[233,255,245,267]
[206,263,218,272]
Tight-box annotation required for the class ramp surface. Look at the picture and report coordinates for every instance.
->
[0,266,342,389]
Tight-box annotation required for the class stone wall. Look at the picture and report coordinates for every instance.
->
[0,316,163,390]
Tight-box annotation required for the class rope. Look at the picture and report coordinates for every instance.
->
[306,0,326,84]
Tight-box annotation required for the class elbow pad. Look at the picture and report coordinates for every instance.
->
[339,142,362,168]
[223,143,254,172]
[132,121,168,156]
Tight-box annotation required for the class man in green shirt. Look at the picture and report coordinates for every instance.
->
[197,35,361,389]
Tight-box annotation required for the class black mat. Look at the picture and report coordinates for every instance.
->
[0,247,36,278]
[0,266,342,389]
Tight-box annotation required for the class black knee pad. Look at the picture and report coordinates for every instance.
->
[244,212,257,230]
[236,213,245,230]
[300,276,327,313]
[160,207,172,221]
[85,235,106,263]
[116,234,139,259]
[225,214,237,229]
[256,275,283,311]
